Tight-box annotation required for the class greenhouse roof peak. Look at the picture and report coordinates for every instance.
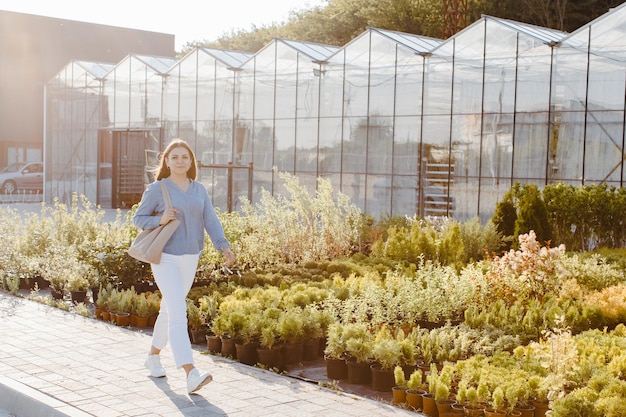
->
[277,38,340,62]
[71,60,115,79]
[199,47,253,69]
[370,27,443,53]
[483,15,567,45]
[127,54,178,74]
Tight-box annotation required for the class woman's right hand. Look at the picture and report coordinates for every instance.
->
[159,208,178,225]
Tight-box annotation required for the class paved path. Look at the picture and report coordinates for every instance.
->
[0,293,421,417]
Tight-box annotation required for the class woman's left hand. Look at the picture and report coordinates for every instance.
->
[222,247,236,266]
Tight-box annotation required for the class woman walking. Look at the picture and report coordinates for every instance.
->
[133,139,235,394]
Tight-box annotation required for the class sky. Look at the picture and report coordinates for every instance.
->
[0,0,327,50]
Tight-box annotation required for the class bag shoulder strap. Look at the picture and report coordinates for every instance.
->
[159,180,174,210]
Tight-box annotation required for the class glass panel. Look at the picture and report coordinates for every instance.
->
[553,40,588,113]
[343,117,367,173]
[368,33,397,117]
[197,50,216,120]
[177,121,196,148]
[452,26,484,115]
[512,112,549,181]
[297,54,319,119]
[145,73,163,128]
[444,169,475,221]
[215,66,234,121]
[424,54,453,115]
[214,120,233,165]
[478,181,505,223]
[421,115,451,155]
[393,116,420,175]
[129,58,147,127]
[392,175,418,216]
[253,120,274,170]
[234,122,252,165]
[367,117,393,174]
[320,58,344,118]
[395,50,423,117]
[238,67,255,120]
[318,117,342,173]
[547,108,584,183]
[295,117,318,173]
[515,40,552,112]
[366,174,392,217]
[587,54,625,110]
[196,121,214,166]
[250,169,274,204]
[584,111,624,183]
[113,59,131,127]
[587,6,626,64]
[480,113,514,180]
[178,53,199,123]
[483,26,517,114]
[254,48,276,120]
[163,63,179,123]
[274,119,295,172]
[343,172,364,209]
[275,43,298,120]
[344,34,370,118]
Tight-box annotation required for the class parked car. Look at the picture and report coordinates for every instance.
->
[0,162,44,194]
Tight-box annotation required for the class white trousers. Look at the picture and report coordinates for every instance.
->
[150,253,199,368]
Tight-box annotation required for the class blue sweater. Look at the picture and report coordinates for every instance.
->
[133,178,230,256]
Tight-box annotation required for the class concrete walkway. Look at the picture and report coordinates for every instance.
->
[0,293,422,417]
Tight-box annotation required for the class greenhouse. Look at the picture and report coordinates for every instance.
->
[44,3,626,220]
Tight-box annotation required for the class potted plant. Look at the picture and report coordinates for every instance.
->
[464,386,485,417]
[345,333,374,385]
[324,323,348,380]
[66,274,90,304]
[133,292,150,327]
[485,386,507,416]
[435,380,455,415]
[145,292,161,327]
[422,362,439,417]
[453,379,468,414]
[256,318,283,370]
[301,306,323,360]
[235,311,261,366]
[278,308,305,365]
[186,299,207,344]
[94,283,111,320]
[528,375,550,417]
[405,368,426,411]
[392,365,408,404]
[370,328,402,391]
[113,289,132,326]
[202,293,222,354]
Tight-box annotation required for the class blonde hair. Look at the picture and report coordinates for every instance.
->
[153,139,198,181]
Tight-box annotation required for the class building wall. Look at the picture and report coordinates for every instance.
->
[0,10,175,168]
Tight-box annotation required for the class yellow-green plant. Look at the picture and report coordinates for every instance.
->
[407,368,424,391]
[394,365,407,389]
[231,170,362,268]
[491,386,505,411]
[134,293,150,317]
[186,299,206,331]
[277,307,305,345]
[324,323,347,360]
[371,326,402,371]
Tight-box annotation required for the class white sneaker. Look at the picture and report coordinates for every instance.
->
[187,368,212,394]
[144,354,166,378]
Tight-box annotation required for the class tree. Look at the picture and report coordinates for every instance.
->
[491,184,519,250]
[514,183,552,248]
